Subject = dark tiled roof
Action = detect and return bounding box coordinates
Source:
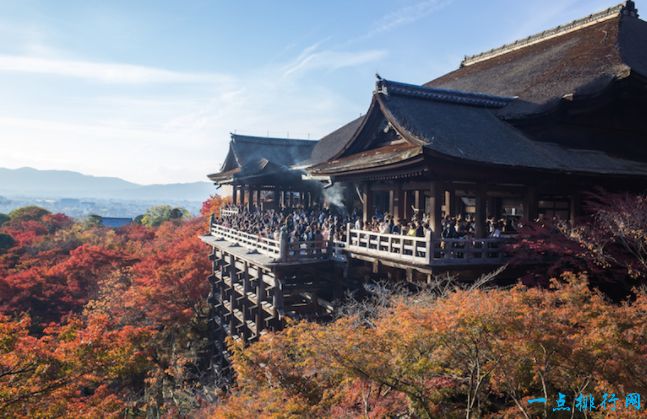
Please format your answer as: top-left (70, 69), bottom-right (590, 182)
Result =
top-left (425, 6), bottom-right (647, 117)
top-left (305, 117), bottom-right (365, 167)
top-left (208, 134), bottom-right (316, 182)
top-left (381, 89), bottom-right (647, 175)
top-left (309, 143), bottom-right (422, 175)
top-left (310, 79), bottom-right (647, 177)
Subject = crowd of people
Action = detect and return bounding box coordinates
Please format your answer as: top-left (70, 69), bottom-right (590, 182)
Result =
top-left (215, 205), bottom-right (351, 244)
top-left (215, 204), bottom-right (521, 243)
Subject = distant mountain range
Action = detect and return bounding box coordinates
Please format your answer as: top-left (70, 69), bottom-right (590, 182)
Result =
top-left (0, 167), bottom-right (216, 202)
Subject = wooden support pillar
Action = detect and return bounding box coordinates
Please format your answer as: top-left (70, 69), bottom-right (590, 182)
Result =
top-left (475, 186), bottom-right (488, 238)
top-left (362, 183), bottom-right (374, 223)
top-left (248, 187), bottom-right (255, 211)
top-left (524, 186), bottom-right (538, 223)
top-left (393, 185), bottom-right (403, 222)
top-left (232, 185), bottom-right (238, 205)
top-left (241, 262), bottom-right (249, 341)
top-left (273, 274), bottom-right (284, 327)
top-left (402, 190), bottom-right (409, 221)
top-left (444, 188), bottom-right (454, 217)
top-left (256, 269), bottom-right (265, 333)
top-left (256, 189), bottom-right (261, 207)
top-left (413, 190), bottom-right (422, 220)
top-left (299, 192), bottom-right (304, 207)
top-left (429, 182), bottom-right (443, 238)
top-left (239, 185), bottom-right (246, 207)
top-left (228, 254), bottom-right (236, 336)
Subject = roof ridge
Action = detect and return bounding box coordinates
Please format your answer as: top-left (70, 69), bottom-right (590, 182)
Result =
top-left (462, 2), bottom-right (626, 67)
top-left (230, 133), bottom-right (315, 145)
top-left (376, 78), bottom-right (516, 108)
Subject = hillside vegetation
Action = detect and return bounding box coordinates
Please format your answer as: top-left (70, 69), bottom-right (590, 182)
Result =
top-left (1, 194), bottom-right (646, 418)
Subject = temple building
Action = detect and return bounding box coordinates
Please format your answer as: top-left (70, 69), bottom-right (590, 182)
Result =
top-left (208, 133), bottom-right (319, 210)
top-left (202, 1), bottom-right (647, 344)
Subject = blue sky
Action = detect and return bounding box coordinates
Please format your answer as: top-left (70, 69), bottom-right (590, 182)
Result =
top-left (0, 0), bottom-right (618, 184)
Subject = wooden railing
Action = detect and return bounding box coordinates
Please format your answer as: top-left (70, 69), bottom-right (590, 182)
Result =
top-left (431, 238), bottom-right (512, 265)
top-left (345, 225), bottom-right (512, 266)
top-left (211, 224), bottom-right (282, 259)
top-left (209, 219), bottom-right (511, 266)
top-left (346, 227), bottom-right (432, 264)
top-left (210, 222), bottom-right (333, 262)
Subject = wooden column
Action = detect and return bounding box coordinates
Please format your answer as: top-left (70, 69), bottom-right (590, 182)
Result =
top-left (362, 183), bottom-right (374, 223)
top-left (402, 190), bottom-right (408, 221)
top-left (256, 269), bottom-right (265, 333)
top-left (232, 185), bottom-right (238, 205)
top-left (247, 187), bottom-right (254, 211)
top-left (256, 189), bottom-right (261, 207)
top-left (444, 188), bottom-right (453, 217)
top-left (241, 262), bottom-right (250, 341)
top-left (228, 254), bottom-right (237, 336)
top-left (413, 190), bottom-right (422, 220)
top-left (429, 182), bottom-right (443, 238)
top-left (524, 186), bottom-right (538, 223)
top-left (475, 186), bottom-right (488, 238)
top-left (273, 274), bottom-right (284, 328)
top-left (392, 185), bottom-right (403, 222)
top-left (240, 185), bottom-right (246, 207)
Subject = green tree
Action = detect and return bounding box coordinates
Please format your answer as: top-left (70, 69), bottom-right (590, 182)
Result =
top-left (83, 214), bottom-right (104, 228)
top-left (0, 213), bottom-right (9, 226)
top-left (8, 206), bottom-right (50, 222)
top-left (139, 205), bottom-right (189, 227)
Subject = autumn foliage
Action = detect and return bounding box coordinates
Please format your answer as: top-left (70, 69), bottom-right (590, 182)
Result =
top-left (212, 275), bottom-right (647, 418)
top-left (1, 193), bottom-right (647, 417)
top-left (0, 198), bottom-right (224, 417)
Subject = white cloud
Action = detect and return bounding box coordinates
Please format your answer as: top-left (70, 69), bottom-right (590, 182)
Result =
top-left (372, 0), bottom-right (453, 34)
top-left (0, 54), bottom-right (231, 84)
top-left (342, 0), bottom-right (454, 45)
top-left (282, 44), bottom-right (387, 78)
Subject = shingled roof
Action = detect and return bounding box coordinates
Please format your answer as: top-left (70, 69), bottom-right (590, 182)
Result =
top-left (308, 79), bottom-right (647, 177)
top-left (208, 134), bottom-right (316, 184)
top-left (426, 1), bottom-right (647, 117)
top-left (302, 117), bottom-right (365, 168)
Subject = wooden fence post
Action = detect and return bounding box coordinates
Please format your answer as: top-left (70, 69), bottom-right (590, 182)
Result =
top-left (279, 231), bottom-right (289, 262)
top-left (346, 223), bottom-right (352, 247)
top-left (425, 230), bottom-right (433, 265)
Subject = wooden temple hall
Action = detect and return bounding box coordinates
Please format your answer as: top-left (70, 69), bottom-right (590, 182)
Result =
top-left (208, 134), bottom-right (321, 211)
top-left (202, 1), bottom-right (647, 343)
